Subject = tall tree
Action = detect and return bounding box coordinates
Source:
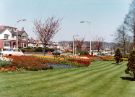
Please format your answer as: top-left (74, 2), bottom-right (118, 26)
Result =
top-left (94, 37), bottom-right (104, 52)
top-left (34, 17), bottom-right (61, 55)
top-left (115, 25), bottom-right (129, 55)
top-left (124, 0), bottom-right (135, 49)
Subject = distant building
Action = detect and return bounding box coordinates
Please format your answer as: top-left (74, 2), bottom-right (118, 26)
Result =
top-left (28, 38), bottom-right (43, 48)
top-left (58, 41), bottom-right (73, 51)
top-left (27, 38), bottom-right (58, 49)
top-left (58, 41), bottom-right (114, 53)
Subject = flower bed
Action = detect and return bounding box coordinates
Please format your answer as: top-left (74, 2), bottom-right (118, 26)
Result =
top-left (0, 54), bottom-right (92, 72)
top-left (6, 56), bottom-right (52, 71)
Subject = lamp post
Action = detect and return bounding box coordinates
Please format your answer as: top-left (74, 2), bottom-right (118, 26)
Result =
top-left (80, 21), bottom-right (91, 54)
top-left (73, 35), bottom-right (79, 55)
top-left (16, 19), bottom-right (26, 50)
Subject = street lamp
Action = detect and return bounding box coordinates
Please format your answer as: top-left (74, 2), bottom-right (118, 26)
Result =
top-left (80, 20), bottom-right (91, 54)
top-left (17, 19), bottom-right (27, 23)
top-left (16, 19), bottom-right (27, 50)
top-left (73, 35), bottom-right (79, 55)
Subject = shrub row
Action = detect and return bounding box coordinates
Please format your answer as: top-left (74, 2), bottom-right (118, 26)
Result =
top-left (21, 47), bottom-right (54, 52)
top-left (79, 51), bottom-right (89, 55)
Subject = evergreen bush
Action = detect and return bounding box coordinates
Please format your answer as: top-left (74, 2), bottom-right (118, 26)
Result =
top-left (125, 50), bottom-right (135, 79)
top-left (114, 48), bottom-right (122, 64)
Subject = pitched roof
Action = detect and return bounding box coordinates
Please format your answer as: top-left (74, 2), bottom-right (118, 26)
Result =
top-left (18, 31), bottom-right (25, 35)
top-left (0, 25), bottom-right (28, 36)
top-left (0, 25), bottom-right (6, 32)
top-left (0, 29), bottom-right (5, 33)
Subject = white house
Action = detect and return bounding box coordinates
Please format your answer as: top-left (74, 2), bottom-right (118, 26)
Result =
top-left (0, 25), bottom-right (28, 49)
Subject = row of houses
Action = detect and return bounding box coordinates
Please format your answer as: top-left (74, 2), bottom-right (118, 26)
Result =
top-left (0, 25), bottom-right (58, 50)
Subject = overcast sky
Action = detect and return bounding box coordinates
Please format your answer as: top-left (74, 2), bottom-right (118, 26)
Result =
top-left (0, 0), bottom-right (132, 42)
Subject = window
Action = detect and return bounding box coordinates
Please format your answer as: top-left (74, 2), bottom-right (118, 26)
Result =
top-left (4, 41), bottom-right (10, 47)
top-left (24, 44), bottom-right (27, 47)
top-left (12, 35), bottom-right (15, 38)
top-left (22, 36), bottom-right (26, 40)
top-left (4, 34), bottom-right (9, 39)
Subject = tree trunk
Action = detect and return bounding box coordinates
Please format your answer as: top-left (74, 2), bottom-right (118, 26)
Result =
top-left (123, 41), bottom-right (126, 56)
top-left (43, 45), bottom-right (46, 56)
top-left (98, 48), bottom-right (100, 52)
top-left (133, 72), bottom-right (135, 80)
top-left (116, 60), bottom-right (119, 64)
top-left (133, 27), bottom-right (135, 49)
top-left (133, 34), bottom-right (135, 49)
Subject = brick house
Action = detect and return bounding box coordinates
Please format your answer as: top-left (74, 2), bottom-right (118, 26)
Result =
top-left (0, 25), bottom-right (28, 49)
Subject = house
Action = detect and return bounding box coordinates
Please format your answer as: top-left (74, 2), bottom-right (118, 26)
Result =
top-left (58, 41), bottom-right (73, 51)
top-left (17, 28), bottom-right (28, 48)
top-left (28, 38), bottom-right (58, 49)
top-left (28, 38), bottom-right (43, 48)
top-left (0, 25), bottom-right (28, 49)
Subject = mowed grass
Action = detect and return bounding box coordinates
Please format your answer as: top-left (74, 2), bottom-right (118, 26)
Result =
top-left (0, 61), bottom-right (135, 97)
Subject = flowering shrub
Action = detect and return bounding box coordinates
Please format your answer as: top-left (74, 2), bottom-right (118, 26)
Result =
top-left (0, 57), bottom-right (12, 61)
top-left (6, 56), bottom-right (52, 71)
top-left (0, 60), bottom-right (11, 67)
top-left (122, 58), bottom-right (128, 61)
top-left (80, 54), bottom-right (97, 57)
top-left (0, 66), bottom-right (17, 72)
top-left (67, 58), bottom-right (90, 66)
top-left (34, 54), bottom-right (91, 67)
top-left (99, 56), bottom-right (114, 61)
top-left (0, 58), bottom-right (16, 72)
top-left (33, 54), bottom-right (54, 59)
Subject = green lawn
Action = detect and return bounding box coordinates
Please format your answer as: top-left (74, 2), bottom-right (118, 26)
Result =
top-left (0, 61), bottom-right (135, 97)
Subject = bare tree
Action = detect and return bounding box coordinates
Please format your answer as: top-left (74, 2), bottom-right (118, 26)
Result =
top-left (115, 25), bottom-right (129, 55)
top-left (75, 38), bottom-right (84, 52)
top-left (124, 0), bottom-right (135, 49)
top-left (94, 37), bottom-right (104, 52)
top-left (34, 17), bottom-right (61, 55)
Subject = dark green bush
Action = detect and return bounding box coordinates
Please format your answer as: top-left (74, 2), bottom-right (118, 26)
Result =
top-left (44, 47), bottom-right (54, 52)
top-left (79, 51), bottom-right (89, 55)
top-left (21, 47), bottom-right (34, 52)
top-left (125, 50), bottom-right (135, 79)
top-left (114, 48), bottom-right (122, 64)
top-left (34, 47), bottom-right (43, 52)
top-left (0, 61), bottom-right (11, 67)
top-left (21, 47), bottom-right (54, 53)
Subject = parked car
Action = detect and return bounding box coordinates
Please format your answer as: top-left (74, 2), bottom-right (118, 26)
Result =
top-left (0, 49), bottom-right (24, 56)
top-left (52, 50), bottom-right (62, 55)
